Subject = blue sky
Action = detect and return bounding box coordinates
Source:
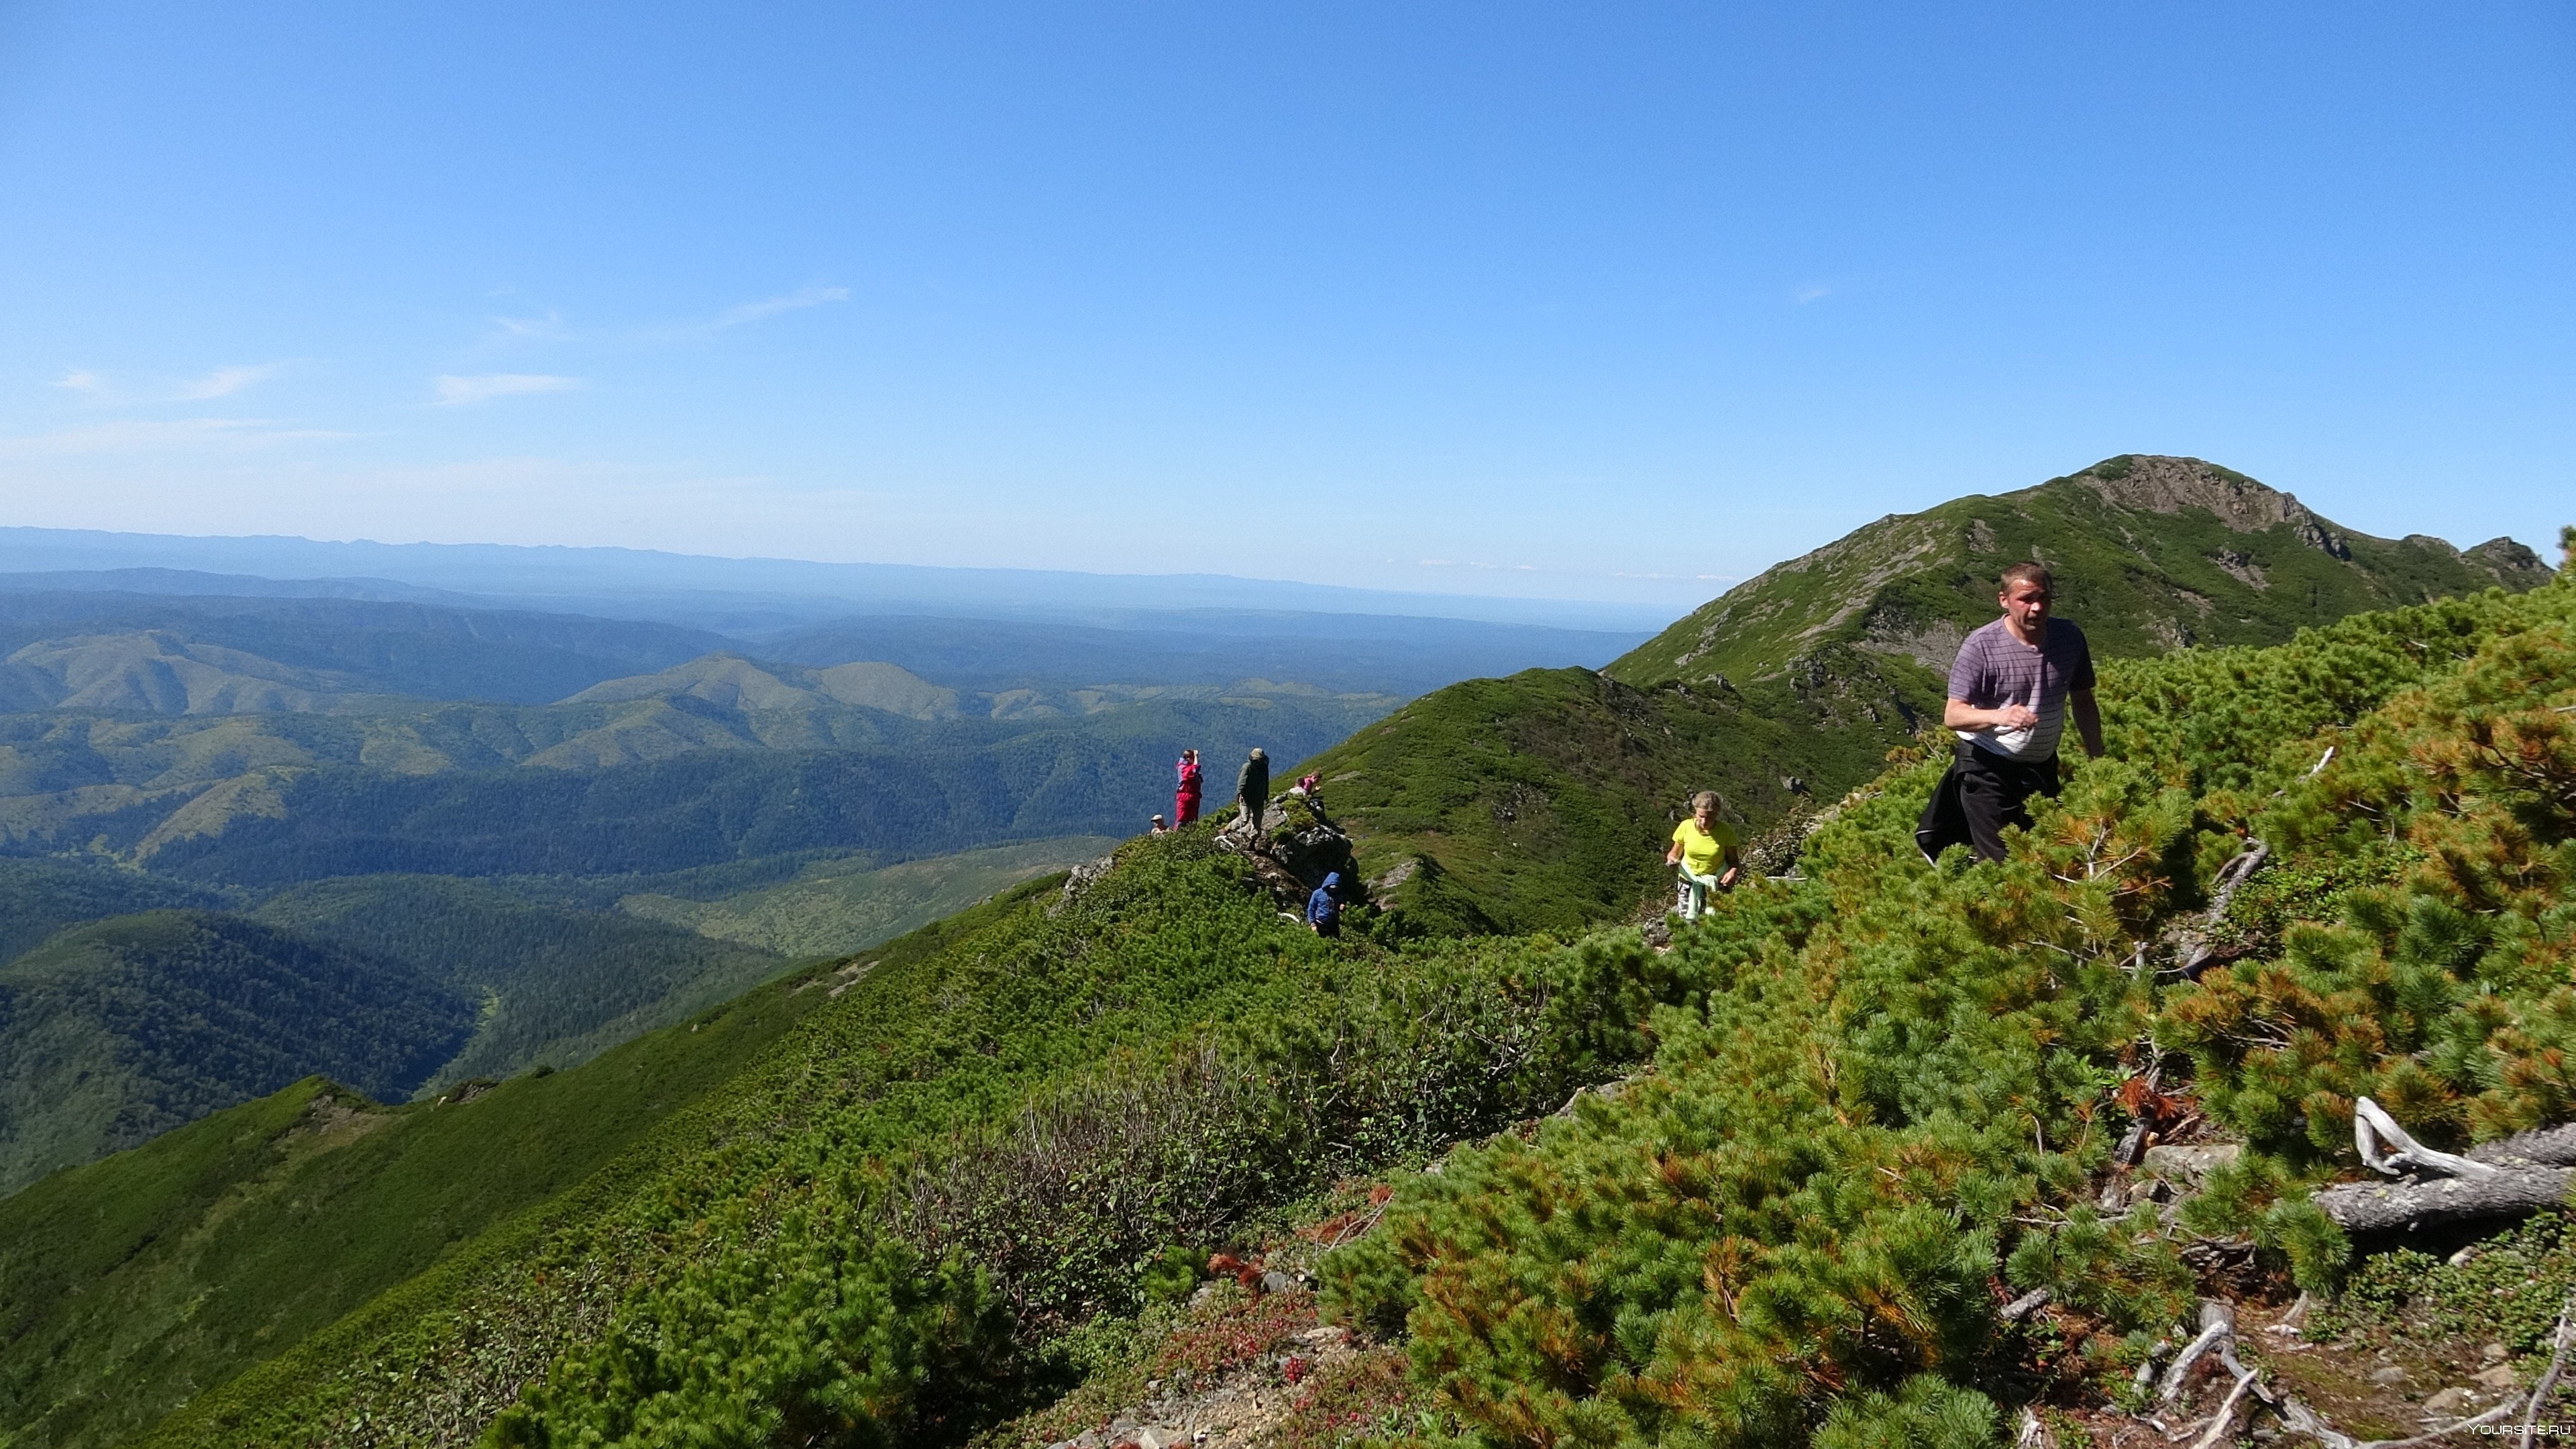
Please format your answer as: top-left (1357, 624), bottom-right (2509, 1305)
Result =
top-left (0, 2), bottom-right (2568, 611)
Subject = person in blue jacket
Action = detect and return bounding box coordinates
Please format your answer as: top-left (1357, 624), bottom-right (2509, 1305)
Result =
top-left (1306, 871), bottom-right (1344, 938)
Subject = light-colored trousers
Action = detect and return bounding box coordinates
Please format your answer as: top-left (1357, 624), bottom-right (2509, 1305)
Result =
top-left (1674, 867), bottom-right (1727, 920)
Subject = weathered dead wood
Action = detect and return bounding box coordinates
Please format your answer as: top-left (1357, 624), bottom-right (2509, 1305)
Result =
top-left (2000, 1287), bottom-right (2053, 1322)
top-left (2279, 1392), bottom-right (2523, 1449)
top-left (2517, 1289), bottom-right (2576, 1449)
top-left (2314, 1168), bottom-right (2576, 1232)
top-left (2187, 1370), bottom-right (2259, 1449)
top-left (2160, 1301), bottom-right (2237, 1403)
top-left (2180, 840), bottom-right (2273, 977)
top-left (2472, 1124), bottom-right (2576, 1168)
top-left (2314, 1099), bottom-right (2575, 1231)
top-left (2355, 1097), bottom-right (2496, 1180)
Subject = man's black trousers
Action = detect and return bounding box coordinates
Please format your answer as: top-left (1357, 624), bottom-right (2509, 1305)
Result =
top-left (1915, 742), bottom-right (2062, 863)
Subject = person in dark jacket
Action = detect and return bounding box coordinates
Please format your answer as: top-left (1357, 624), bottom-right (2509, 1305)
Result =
top-left (1236, 747), bottom-right (1269, 835)
top-left (1917, 562), bottom-right (2105, 863)
top-left (1174, 749), bottom-right (1203, 826)
top-left (1307, 871), bottom-right (1344, 937)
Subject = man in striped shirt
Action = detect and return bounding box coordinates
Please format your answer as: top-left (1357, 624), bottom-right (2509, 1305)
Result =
top-left (1915, 562), bottom-right (2105, 863)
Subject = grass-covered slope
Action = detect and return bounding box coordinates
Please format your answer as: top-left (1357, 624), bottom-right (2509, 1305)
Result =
top-left (126, 826), bottom-right (1674, 1448)
top-left (252, 875), bottom-right (793, 1091)
top-left (0, 910), bottom-right (470, 1195)
top-left (1314, 458), bottom-right (2548, 937)
top-left (1321, 559), bottom-right (2576, 1446)
top-left (1295, 665), bottom-right (1912, 935)
top-left (1612, 453), bottom-right (2547, 690)
top-left (0, 899), bottom-right (969, 1449)
top-left (616, 835), bottom-right (1118, 959)
top-left (22, 537), bottom-right (2568, 1449)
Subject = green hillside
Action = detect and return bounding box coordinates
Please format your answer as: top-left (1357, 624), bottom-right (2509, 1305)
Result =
top-left (70, 550), bottom-right (2563, 1449)
top-left (0, 857), bottom-right (224, 961)
top-left (0, 911), bottom-right (470, 1194)
top-left (252, 875), bottom-right (793, 1090)
top-left (1613, 453), bottom-right (2546, 690)
top-left (1310, 456), bottom-right (2549, 934)
top-left (618, 835), bottom-right (1118, 958)
top-left (0, 875), bottom-right (792, 1195)
top-left (1320, 539), bottom-right (2576, 1448)
top-left (0, 906), bottom-right (914, 1449)
top-left (0, 684), bottom-right (1390, 885)
top-left (1291, 665), bottom-right (1906, 935)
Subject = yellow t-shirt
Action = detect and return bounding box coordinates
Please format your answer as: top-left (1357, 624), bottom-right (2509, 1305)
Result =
top-left (1671, 817), bottom-right (1740, 878)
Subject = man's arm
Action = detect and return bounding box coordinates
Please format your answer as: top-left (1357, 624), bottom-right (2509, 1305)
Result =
top-left (2070, 688), bottom-right (2104, 759)
top-left (1945, 698), bottom-right (2039, 732)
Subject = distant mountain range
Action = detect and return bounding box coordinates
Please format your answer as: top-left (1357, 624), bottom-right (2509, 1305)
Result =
top-left (0, 525), bottom-right (1672, 631)
top-left (1314, 455), bottom-right (2554, 932)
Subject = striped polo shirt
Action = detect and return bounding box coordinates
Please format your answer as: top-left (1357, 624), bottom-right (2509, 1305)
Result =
top-left (1947, 616), bottom-right (2096, 762)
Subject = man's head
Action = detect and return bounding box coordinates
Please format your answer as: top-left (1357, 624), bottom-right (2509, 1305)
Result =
top-left (1997, 562), bottom-right (2055, 635)
top-left (1249, 747), bottom-right (1266, 761)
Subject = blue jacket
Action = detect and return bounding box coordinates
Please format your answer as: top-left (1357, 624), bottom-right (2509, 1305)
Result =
top-left (1306, 872), bottom-right (1342, 927)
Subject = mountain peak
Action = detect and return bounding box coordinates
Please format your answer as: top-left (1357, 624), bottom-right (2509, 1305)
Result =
top-left (2066, 455), bottom-right (2318, 534)
top-left (1609, 457), bottom-right (2548, 692)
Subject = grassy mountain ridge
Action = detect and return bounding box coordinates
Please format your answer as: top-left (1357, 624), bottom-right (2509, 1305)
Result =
top-left (250, 875), bottom-right (792, 1091)
top-left (1314, 458), bottom-right (2548, 934)
top-left (0, 917), bottom-right (881, 1449)
top-left (0, 857), bottom-right (225, 961)
top-left (617, 835), bottom-right (1118, 958)
top-left (0, 910), bottom-right (472, 1194)
top-left (97, 559), bottom-right (2571, 1448)
top-left (1612, 453), bottom-right (2548, 689)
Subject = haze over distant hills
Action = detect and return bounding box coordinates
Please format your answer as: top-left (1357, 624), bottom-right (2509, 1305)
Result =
top-left (0, 526), bottom-right (1673, 632)
top-left (0, 542), bottom-right (1628, 1200)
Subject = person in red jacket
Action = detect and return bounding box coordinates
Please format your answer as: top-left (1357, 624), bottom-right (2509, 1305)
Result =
top-left (1174, 749), bottom-right (1203, 826)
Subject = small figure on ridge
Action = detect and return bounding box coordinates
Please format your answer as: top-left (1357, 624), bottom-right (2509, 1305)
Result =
top-left (1307, 871), bottom-right (1344, 938)
top-left (1174, 749), bottom-right (1203, 826)
top-left (1236, 747), bottom-right (1269, 837)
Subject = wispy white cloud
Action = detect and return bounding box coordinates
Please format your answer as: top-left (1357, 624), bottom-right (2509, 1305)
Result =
top-left (51, 363), bottom-right (281, 404)
top-left (710, 285), bottom-right (850, 330)
top-left (490, 311), bottom-right (570, 341)
top-left (174, 364), bottom-right (280, 400)
top-left (0, 417), bottom-right (352, 458)
top-left (1792, 284), bottom-right (1831, 305)
top-left (434, 373), bottom-right (584, 405)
